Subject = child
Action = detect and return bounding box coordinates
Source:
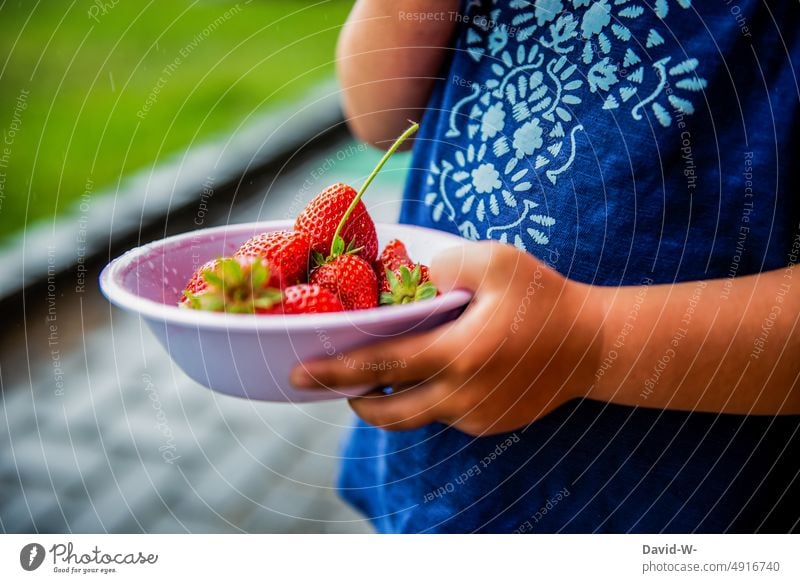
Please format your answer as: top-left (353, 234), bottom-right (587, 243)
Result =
top-left (290, 0), bottom-right (800, 532)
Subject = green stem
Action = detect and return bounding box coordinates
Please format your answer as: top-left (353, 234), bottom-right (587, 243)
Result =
top-left (330, 121), bottom-right (419, 254)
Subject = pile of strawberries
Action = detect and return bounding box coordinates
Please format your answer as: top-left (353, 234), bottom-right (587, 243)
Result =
top-left (179, 123), bottom-right (437, 315)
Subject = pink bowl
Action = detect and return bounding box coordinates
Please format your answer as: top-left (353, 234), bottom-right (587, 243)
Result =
top-left (99, 221), bottom-right (472, 402)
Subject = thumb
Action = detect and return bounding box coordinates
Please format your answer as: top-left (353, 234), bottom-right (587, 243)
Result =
top-left (429, 240), bottom-right (498, 293)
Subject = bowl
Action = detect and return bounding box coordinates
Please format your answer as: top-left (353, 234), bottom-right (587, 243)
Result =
top-left (99, 220), bottom-right (472, 402)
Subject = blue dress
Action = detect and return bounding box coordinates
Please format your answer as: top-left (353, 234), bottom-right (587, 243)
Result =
top-left (339, 0), bottom-right (800, 532)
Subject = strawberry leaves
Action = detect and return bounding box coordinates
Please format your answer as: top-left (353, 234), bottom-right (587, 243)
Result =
top-left (181, 257), bottom-right (282, 314)
top-left (313, 235), bottom-right (363, 267)
top-left (380, 264), bottom-right (438, 305)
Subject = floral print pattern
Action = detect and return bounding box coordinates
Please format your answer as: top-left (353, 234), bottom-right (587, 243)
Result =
top-left (424, 0), bottom-right (706, 251)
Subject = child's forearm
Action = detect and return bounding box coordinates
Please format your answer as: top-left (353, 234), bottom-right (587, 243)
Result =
top-left (337, 0), bottom-right (460, 148)
top-left (588, 265), bottom-right (800, 415)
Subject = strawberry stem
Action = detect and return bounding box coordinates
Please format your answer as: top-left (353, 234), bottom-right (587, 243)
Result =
top-left (329, 121), bottom-right (419, 255)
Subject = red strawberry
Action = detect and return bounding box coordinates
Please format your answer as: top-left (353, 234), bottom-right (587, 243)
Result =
top-left (281, 284), bottom-right (344, 314)
top-left (235, 230), bottom-right (311, 287)
top-left (295, 122), bottom-right (419, 265)
top-left (180, 258), bottom-right (220, 304)
top-left (180, 256), bottom-right (282, 314)
top-left (374, 238), bottom-right (413, 291)
top-left (310, 254), bottom-right (378, 310)
top-left (294, 183), bottom-right (378, 263)
top-left (299, 123), bottom-right (419, 311)
top-left (380, 263), bottom-right (438, 305)
top-left (378, 239), bottom-right (412, 271)
top-left (419, 264), bottom-right (431, 284)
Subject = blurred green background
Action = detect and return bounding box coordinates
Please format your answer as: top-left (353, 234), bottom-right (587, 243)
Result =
top-left (0, 0), bottom-right (350, 241)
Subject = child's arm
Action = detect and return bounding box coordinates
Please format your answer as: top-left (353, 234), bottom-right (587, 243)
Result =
top-left (588, 261), bottom-right (799, 415)
top-left (291, 242), bottom-right (800, 436)
top-left (337, 0), bottom-right (460, 148)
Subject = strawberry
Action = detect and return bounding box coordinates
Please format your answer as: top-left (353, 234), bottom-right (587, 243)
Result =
top-left (310, 254), bottom-right (378, 310)
top-left (180, 256), bottom-right (282, 314)
top-left (378, 239), bottom-right (412, 271)
top-left (374, 238), bottom-right (413, 291)
top-left (297, 123), bottom-right (419, 312)
top-left (180, 258), bottom-right (220, 304)
top-left (380, 264), bottom-right (438, 305)
top-left (294, 183), bottom-right (378, 263)
top-left (378, 263), bottom-right (432, 293)
top-left (295, 122), bottom-right (419, 266)
top-left (281, 284), bottom-right (344, 314)
top-left (235, 230), bottom-right (311, 287)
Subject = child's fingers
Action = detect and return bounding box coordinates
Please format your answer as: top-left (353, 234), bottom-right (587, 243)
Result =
top-left (348, 382), bottom-right (451, 431)
top-left (429, 240), bottom-right (492, 293)
top-left (289, 326), bottom-right (453, 389)
top-left (431, 240), bottom-right (530, 294)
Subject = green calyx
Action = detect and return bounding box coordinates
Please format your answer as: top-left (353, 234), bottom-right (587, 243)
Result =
top-left (312, 236), bottom-right (363, 267)
top-left (182, 257), bottom-right (282, 314)
top-left (380, 264), bottom-right (438, 306)
top-left (328, 121), bottom-right (419, 258)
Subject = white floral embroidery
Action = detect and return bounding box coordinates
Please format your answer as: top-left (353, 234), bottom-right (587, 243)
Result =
top-left (472, 162), bottom-right (502, 194)
top-left (535, 0), bottom-right (563, 26)
top-left (424, 0), bottom-right (704, 251)
top-left (512, 119), bottom-right (544, 158)
top-left (480, 102), bottom-right (506, 140)
top-left (581, 1), bottom-right (611, 37)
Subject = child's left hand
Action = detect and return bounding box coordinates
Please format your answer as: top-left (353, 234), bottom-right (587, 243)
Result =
top-left (290, 241), bottom-right (605, 436)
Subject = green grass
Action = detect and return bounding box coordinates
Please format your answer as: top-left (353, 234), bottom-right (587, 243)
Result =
top-left (0, 0), bottom-right (351, 240)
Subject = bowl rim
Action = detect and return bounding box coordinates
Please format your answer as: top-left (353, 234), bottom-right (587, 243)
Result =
top-left (99, 220), bottom-right (473, 331)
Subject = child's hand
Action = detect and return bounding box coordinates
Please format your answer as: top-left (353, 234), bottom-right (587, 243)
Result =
top-left (290, 241), bottom-right (605, 436)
